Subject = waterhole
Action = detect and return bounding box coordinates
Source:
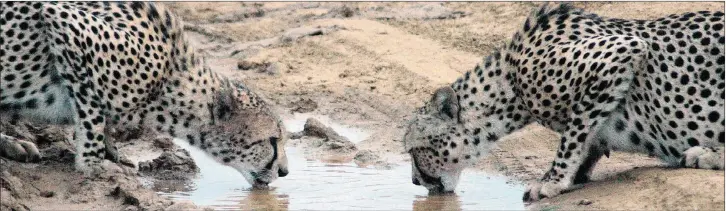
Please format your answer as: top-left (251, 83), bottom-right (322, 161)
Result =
top-left (152, 115), bottom-right (525, 210)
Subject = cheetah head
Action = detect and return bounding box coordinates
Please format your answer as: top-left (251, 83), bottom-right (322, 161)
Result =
top-left (403, 86), bottom-right (499, 193)
top-left (201, 80), bottom-right (288, 189)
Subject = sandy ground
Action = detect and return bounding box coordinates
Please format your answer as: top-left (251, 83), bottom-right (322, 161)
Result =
top-left (1, 2), bottom-right (724, 211)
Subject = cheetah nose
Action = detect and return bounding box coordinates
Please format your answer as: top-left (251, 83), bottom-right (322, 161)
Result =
top-left (278, 168), bottom-right (288, 177)
top-left (253, 179), bottom-right (270, 189)
top-left (413, 178), bottom-right (421, 186)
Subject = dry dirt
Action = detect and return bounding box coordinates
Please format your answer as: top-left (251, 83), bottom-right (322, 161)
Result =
top-left (1, 2), bottom-right (724, 211)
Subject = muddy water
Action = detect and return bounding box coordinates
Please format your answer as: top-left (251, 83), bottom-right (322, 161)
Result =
top-left (153, 115), bottom-right (525, 210)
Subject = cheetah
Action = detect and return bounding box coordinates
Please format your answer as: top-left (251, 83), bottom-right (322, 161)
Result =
top-left (403, 3), bottom-right (724, 201)
top-left (0, 2), bottom-right (289, 187)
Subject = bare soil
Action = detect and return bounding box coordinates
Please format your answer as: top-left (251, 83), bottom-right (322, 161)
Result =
top-left (1, 2), bottom-right (723, 210)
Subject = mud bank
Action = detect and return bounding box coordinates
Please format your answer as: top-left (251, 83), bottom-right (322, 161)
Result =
top-left (0, 122), bottom-right (208, 211)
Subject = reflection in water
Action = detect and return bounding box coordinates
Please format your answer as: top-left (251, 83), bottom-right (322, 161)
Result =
top-left (153, 146), bottom-right (525, 210)
top-left (232, 189), bottom-right (289, 211)
top-left (149, 178), bottom-right (195, 193)
top-left (413, 194), bottom-right (461, 211)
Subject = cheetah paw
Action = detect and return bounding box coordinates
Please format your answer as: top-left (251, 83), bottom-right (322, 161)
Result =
top-left (523, 182), bottom-right (557, 202)
top-left (0, 134), bottom-right (41, 162)
top-left (522, 180), bottom-right (574, 202)
top-left (680, 146), bottom-right (724, 170)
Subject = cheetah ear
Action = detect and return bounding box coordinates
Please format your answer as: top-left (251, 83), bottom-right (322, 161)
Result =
top-left (431, 86), bottom-right (459, 121)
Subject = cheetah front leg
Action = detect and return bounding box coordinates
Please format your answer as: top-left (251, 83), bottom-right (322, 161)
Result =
top-left (681, 146), bottom-right (724, 170)
top-left (523, 89), bottom-right (634, 200)
top-left (70, 85), bottom-right (121, 177)
top-left (522, 109), bottom-right (615, 202)
top-left (523, 36), bottom-right (646, 202)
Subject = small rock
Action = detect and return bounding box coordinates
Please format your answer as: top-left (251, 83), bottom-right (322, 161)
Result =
top-left (237, 60), bottom-right (279, 75)
top-left (137, 162), bottom-right (150, 172)
top-left (107, 125), bottom-right (145, 142)
top-left (119, 156), bottom-right (136, 168)
top-left (302, 118), bottom-right (357, 152)
top-left (29, 126), bottom-right (66, 146)
top-left (39, 143), bottom-right (75, 163)
top-left (326, 141), bottom-right (346, 149)
top-left (109, 186), bottom-right (141, 206)
top-left (324, 139), bottom-right (356, 152)
top-left (153, 137), bottom-right (174, 149)
top-left (263, 62), bottom-right (280, 75)
top-left (577, 199), bottom-right (593, 206)
top-left (303, 118), bottom-right (333, 138)
top-left (354, 150), bottom-right (380, 164)
top-left (524, 155), bottom-right (538, 160)
top-left (124, 195), bottom-right (140, 206)
top-left (290, 98), bottom-right (318, 113)
top-left (339, 5), bottom-right (356, 18)
top-left (237, 60), bottom-right (261, 71)
top-left (288, 131), bottom-right (304, 140)
top-left (67, 185), bottom-right (81, 194)
top-left (281, 27), bottom-right (324, 42)
top-left (39, 191), bottom-right (55, 198)
top-left (138, 149), bottom-right (199, 176)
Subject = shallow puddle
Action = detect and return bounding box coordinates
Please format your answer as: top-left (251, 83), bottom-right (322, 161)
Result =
top-left (153, 115), bottom-right (525, 210)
